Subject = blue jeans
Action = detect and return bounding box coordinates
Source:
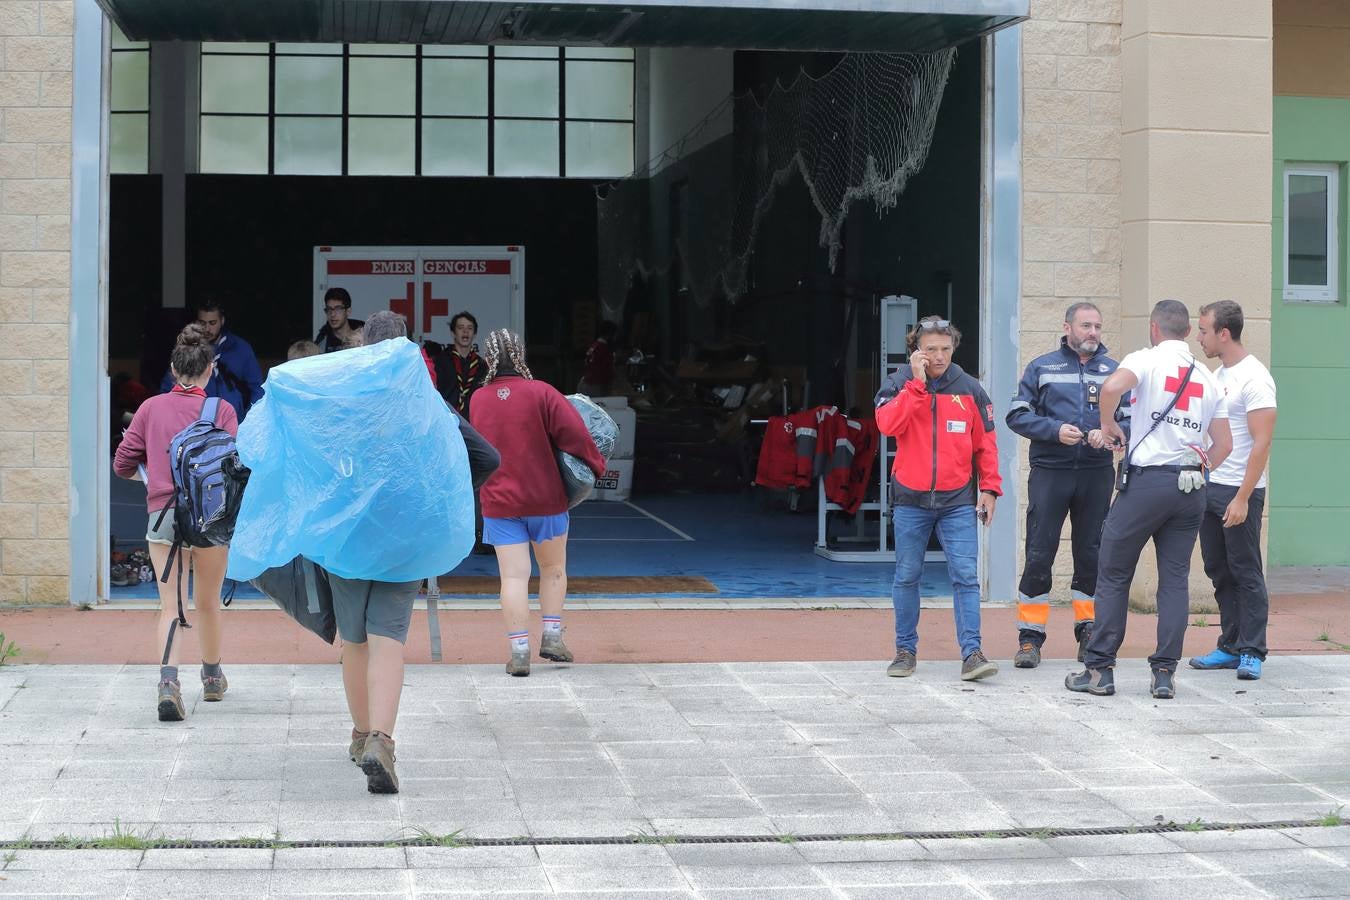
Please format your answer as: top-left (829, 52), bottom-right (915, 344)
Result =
top-left (892, 504), bottom-right (982, 658)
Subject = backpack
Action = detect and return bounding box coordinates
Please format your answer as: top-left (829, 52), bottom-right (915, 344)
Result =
top-left (154, 396), bottom-right (251, 663)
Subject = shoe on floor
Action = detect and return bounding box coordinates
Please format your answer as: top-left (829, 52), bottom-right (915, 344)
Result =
top-left (1013, 642), bottom-right (1041, 669)
top-left (349, 728), bottom-right (369, 764)
top-left (961, 650), bottom-right (998, 681)
top-left (506, 649), bottom-right (530, 677)
top-left (886, 648), bottom-right (916, 678)
top-left (1076, 624), bottom-right (1093, 663)
top-left (1065, 667), bottom-right (1115, 696)
top-left (1150, 668), bottom-right (1176, 699)
top-left (539, 632), bottom-right (574, 663)
top-left (1237, 654), bottom-right (1262, 680)
top-left (1189, 648), bottom-right (1239, 670)
top-left (360, 731), bottom-right (399, 794)
top-left (200, 671), bottom-right (228, 702)
top-left (157, 679), bottom-right (185, 722)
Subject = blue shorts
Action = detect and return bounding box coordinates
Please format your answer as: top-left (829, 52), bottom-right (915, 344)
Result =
top-left (482, 512), bottom-right (569, 546)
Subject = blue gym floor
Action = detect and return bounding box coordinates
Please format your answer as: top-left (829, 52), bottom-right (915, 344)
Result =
top-left (109, 470), bottom-right (953, 601)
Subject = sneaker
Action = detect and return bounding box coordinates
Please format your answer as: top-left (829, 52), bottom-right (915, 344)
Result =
top-left (110, 563), bottom-right (136, 588)
top-left (349, 728), bottom-right (369, 765)
top-left (961, 650), bottom-right (998, 681)
top-left (539, 632), bottom-right (573, 663)
top-left (200, 671), bottom-right (228, 702)
top-left (1150, 668), bottom-right (1176, 699)
top-left (886, 649), bottom-right (916, 678)
top-left (1076, 624), bottom-right (1093, 663)
top-left (157, 680), bottom-right (185, 721)
top-left (360, 731), bottom-right (399, 794)
top-left (1065, 667), bottom-right (1115, 696)
top-left (1188, 648), bottom-right (1239, 670)
top-left (506, 649), bottom-right (530, 677)
top-left (1237, 655), bottom-right (1262, 680)
top-left (1013, 642), bottom-right (1041, 669)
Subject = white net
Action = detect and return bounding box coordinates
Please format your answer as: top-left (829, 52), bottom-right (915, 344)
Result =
top-left (597, 49), bottom-right (957, 311)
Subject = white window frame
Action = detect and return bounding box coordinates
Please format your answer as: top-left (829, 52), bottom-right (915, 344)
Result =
top-left (1283, 162), bottom-right (1340, 303)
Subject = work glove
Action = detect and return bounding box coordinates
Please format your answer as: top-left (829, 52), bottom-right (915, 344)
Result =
top-left (1178, 445), bottom-right (1207, 493)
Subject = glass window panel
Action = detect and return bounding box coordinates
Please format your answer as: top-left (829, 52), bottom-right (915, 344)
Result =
top-left (422, 119), bottom-right (489, 176)
top-left (111, 24), bottom-right (148, 50)
top-left (200, 55), bottom-right (269, 114)
top-left (423, 44), bottom-right (489, 57)
top-left (109, 113), bottom-right (148, 174)
top-left (565, 61), bottom-right (633, 120)
top-left (201, 42), bottom-right (269, 53)
top-left (563, 47), bottom-right (633, 60)
top-left (348, 57), bottom-right (415, 115)
top-left (350, 43), bottom-right (416, 55)
top-left (200, 116), bottom-right (269, 174)
top-left (110, 50), bottom-right (149, 112)
top-left (495, 46), bottom-right (559, 58)
top-left (275, 55), bottom-right (343, 114)
top-left (274, 42), bottom-right (343, 54)
top-left (565, 121), bottom-right (633, 178)
top-left (275, 117), bottom-right (343, 175)
top-left (422, 58), bottom-right (488, 116)
top-left (1288, 173), bottom-right (1330, 286)
top-left (494, 60), bottom-right (559, 117)
top-left (348, 117), bottom-right (415, 175)
top-left (494, 120), bottom-right (559, 176)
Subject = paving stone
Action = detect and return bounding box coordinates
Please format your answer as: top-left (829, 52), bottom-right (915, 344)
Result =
top-left (0, 869), bottom-right (135, 895)
top-left (680, 863), bottom-right (827, 889)
top-left (139, 848), bottom-right (273, 870)
top-left (412, 864), bottom-right (553, 893)
top-left (1, 848), bottom-right (142, 870)
top-left (271, 846), bottom-right (407, 869)
top-left (813, 859), bottom-right (958, 886)
top-left (125, 869), bottom-right (272, 898)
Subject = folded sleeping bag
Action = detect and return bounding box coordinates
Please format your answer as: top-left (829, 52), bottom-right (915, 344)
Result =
top-left (556, 393), bottom-right (619, 508)
top-left (226, 338), bottom-right (475, 584)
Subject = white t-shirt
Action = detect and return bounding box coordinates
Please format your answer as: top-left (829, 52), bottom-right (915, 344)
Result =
top-left (1119, 340), bottom-right (1227, 467)
top-left (1211, 354), bottom-right (1277, 488)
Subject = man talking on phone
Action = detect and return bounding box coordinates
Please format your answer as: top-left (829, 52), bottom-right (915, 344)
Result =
top-left (875, 316), bottom-right (1003, 682)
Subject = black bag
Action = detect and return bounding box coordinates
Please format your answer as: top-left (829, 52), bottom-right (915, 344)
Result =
top-left (249, 556), bottom-right (337, 645)
top-left (1116, 361), bottom-right (1196, 492)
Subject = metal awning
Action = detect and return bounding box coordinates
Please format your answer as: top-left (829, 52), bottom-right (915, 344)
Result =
top-left (97, 0), bottom-right (1026, 53)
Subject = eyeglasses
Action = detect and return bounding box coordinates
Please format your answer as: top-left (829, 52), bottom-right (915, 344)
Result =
top-left (323, 305), bottom-right (347, 313)
top-left (917, 319), bottom-right (952, 331)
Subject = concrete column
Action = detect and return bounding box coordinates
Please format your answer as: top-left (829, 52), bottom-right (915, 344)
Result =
top-left (149, 41), bottom-right (198, 308)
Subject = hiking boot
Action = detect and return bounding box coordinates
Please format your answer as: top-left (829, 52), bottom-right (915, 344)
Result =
top-left (360, 731), bottom-right (399, 794)
top-left (1150, 668), bottom-right (1176, 700)
top-left (1189, 648), bottom-right (1239, 670)
top-left (349, 728), bottom-right (369, 765)
top-left (1013, 642), bottom-right (1041, 669)
top-left (539, 632), bottom-right (573, 663)
top-left (157, 680), bottom-right (185, 722)
top-left (961, 650), bottom-right (998, 681)
top-left (506, 649), bottom-right (530, 677)
top-left (1065, 667), bottom-right (1115, 696)
top-left (886, 649), bottom-right (916, 678)
top-left (1076, 624), bottom-right (1093, 663)
top-left (1237, 655), bottom-right (1262, 681)
top-left (200, 671), bottom-right (228, 702)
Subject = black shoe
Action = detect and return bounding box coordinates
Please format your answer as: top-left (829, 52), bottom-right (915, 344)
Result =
top-left (1150, 668), bottom-right (1175, 700)
top-left (1013, 641), bottom-right (1041, 669)
top-left (1076, 624), bottom-right (1094, 663)
top-left (1065, 667), bottom-right (1115, 696)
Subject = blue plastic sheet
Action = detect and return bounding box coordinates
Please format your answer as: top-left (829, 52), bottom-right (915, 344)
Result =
top-left (226, 339), bottom-right (474, 583)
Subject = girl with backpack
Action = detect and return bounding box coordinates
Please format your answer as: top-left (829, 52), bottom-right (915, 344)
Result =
top-left (115, 323), bottom-right (239, 721)
top-left (469, 329), bottom-right (606, 677)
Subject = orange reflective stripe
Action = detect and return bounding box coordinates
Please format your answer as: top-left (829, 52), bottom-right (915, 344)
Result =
top-left (1072, 599), bottom-right (1095, 622)
top-left (1017, 602), bottom-right (1050, 626)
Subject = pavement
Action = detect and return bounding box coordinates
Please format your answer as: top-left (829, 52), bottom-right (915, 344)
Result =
top-left (2, 656), bottom-right (1349, 898)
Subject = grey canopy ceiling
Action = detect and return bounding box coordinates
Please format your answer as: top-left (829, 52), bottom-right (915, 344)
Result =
top-left (97, 0), bottom-right (1026, 53)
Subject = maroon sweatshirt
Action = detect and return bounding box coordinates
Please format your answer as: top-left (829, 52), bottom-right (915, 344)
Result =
top-left (113, 386), bottom-right (239, 513)
top-left (469, 375), bottom-right (606, 518)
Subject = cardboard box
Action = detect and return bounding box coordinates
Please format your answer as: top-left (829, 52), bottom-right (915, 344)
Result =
top-left (592, 395), bottom-right (637, 459)
top-left (591, 457), bottom-right (634, 502)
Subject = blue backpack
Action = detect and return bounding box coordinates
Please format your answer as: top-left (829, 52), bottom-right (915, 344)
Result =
top-left (154, 397), bottom-right (250, 661)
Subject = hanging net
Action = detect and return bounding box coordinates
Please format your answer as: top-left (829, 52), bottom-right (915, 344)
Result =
top-left (597, 48), bottom-right (957, 313)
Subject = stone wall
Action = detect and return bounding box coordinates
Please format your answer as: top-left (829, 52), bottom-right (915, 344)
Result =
top-left (0, 1), bottom-right (73, 605)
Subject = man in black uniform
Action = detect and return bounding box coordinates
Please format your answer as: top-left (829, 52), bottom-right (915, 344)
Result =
top-left (1006, 302), bottom-right (1122, 667)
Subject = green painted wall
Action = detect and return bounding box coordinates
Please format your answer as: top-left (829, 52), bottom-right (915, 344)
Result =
top-left (1271, 96), bottom-right (1350, 566)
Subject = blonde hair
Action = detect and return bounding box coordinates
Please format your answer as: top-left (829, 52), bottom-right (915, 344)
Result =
top-left (286, 340), bottom-right (322, 361)
top-left (483, 329), bottom-right (533, 381)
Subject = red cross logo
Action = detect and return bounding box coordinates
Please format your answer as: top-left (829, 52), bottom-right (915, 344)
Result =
top-left (389, 282), bottom-right (414, 320)
top-left (422, 282), bottom-right (448, 334)
top-left (1164, 366), bottom-right (1205, 411)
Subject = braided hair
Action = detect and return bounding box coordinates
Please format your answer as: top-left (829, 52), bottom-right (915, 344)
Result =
top-left (483, 328), bottom-right (533, 382)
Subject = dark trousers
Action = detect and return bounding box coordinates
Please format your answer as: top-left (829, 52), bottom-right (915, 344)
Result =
top-left (1083, 467), bottom-right (1205, 672)
top-left (1199, 483), bottom-right (1268, 660)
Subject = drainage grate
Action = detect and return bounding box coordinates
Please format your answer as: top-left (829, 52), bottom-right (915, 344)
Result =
top-left (1, 819), bottom-right (1341, 852)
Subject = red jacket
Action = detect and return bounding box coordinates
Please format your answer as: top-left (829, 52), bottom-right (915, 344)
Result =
top-left (874, 362), bottom-right (1001, 509)
top-left (113, 386), bottom-right (239, 513)
top-left (469, 375), bottom-right (606, 518)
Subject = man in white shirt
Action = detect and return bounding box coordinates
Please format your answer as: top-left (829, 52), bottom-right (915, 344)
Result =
top-left (1065, 299), bottom-right (1232, 700)
top-left (1189, 300), bottom-right (1277, 681)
